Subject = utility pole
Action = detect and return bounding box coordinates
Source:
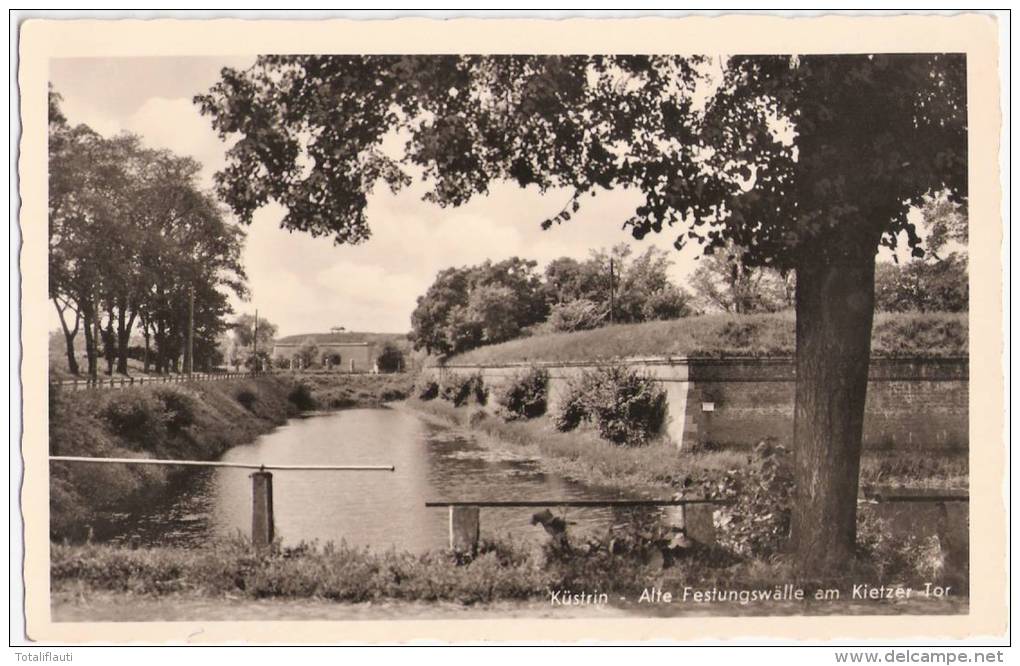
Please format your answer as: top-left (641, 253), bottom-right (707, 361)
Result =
top-left (253, 309), bottom-right (259, 373)
top-left (187, 283), bottom-right (195, 376)
top-left (609, 258), bottom-right (615, 325)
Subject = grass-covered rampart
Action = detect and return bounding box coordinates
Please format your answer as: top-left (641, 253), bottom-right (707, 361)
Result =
top-left (447, 312), bottom-right (968, 366)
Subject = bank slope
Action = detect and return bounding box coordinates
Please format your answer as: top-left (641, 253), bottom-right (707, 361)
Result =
top-left (49, 375), bottom-right (301, 540)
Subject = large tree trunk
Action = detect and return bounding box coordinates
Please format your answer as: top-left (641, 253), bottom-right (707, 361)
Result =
top-left (142, 320), bottom-right (151, 373)
top-left (102, 305), bottom-right (116, 375)
top-left (115, 304), bottom-right (137, 375)
top-left (155, 319), bottom-right (167, 374)
top-left (53, 297), bottom-right (80, 376)
top-left (82, 307), bottom-right (98, 381)
top-left (790, 245), bottom-right (877, 576)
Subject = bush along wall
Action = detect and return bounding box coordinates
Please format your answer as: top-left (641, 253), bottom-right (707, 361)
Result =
top-left (439, 371), bottom-right (488, 407)
top-left (554, 365), bottom-right (668, 446)
top-left (494, 366), bottom-right (549, 421)
top-left (414, 372), bottom-right (440, 401)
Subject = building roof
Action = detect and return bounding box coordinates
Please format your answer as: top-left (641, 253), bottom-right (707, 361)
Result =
top-left (273, 341), bottom-right (370, 349)
top-left (274, 332), bottom-right (371, 345)
top-left (274, 331), bottom-right (411, 347)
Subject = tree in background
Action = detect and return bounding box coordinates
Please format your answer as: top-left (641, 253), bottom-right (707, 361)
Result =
top-left (198, 53), bottom-right (966, 575)
top-left (543, 256), bottom-right (607, 305)
top-left (874, 257), bottom-right (968, 313)
top-left (49, 89), bottom-right (247, 378)
top-left (544, 245), bottom-right (693, 331)
top-left (612, 245), bottom-right (694, 323)
top-left (409, 267), bottom-right (471, 355)
top-left (920, 193), bottom-right (968, 260)
top-left (409, 258), bottom-right (547, 356)
top-left (295, 338), bottom-right (320, 369)
top-left (466, 284), bottom-right (523, 342)
top-left (232, 313), bottom-right (278, 371)
top-left (874, 193), bottom-right (968, 313)
top-left (376, 341), bottom-right (405, 373)
top-left (690, 242), bottom-right (795, 314)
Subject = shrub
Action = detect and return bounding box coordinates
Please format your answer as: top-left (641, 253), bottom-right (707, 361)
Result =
top-left (709, 439), bottom-right (794, 558)
top-left (856, 507), bottom-right (953, 585)
top-left (546, 299), bottom-right (608, 332)
top-left (100, 391), bottom-right (167, 447)
top-left (376, 342), bottom-right (405, 373)
top-left (236, 387), bottom-right (258, 411)
top-left (552, 365), bottom-right (667, 446)
top-left (587, 367), bottom-right (667, 446)
top-left (494, 367), bottom-right (549, 420)
top-left (415, 375), bottom-right (440, 401)
top-left (553, 380), bottom-right (589, 432)
top-left (152, 386), bottom-right (198, 434)
top-left (439, 371), bottom-right (487, 407)
top-left (287, 383), bottom-right (317, 411)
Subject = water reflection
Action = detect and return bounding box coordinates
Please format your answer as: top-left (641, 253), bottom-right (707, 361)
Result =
top-left (97, 408), bottom-right (640, 552)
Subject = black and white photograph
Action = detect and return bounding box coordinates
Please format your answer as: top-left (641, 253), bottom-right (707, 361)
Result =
top-left (13, 11), bottom-right (1007, 648)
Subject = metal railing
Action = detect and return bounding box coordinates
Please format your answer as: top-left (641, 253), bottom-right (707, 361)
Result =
top-left (426, 492), bottom-right (969, 553)
top-left (49, 455), bottom-right (394, 547)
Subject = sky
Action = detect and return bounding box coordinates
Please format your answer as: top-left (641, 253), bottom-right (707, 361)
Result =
top-left (49, 56), bottom-right (707, 338)
top-left (49, 56), bottom-right (927, 338)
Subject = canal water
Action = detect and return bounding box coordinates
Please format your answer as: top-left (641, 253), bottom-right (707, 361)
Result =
top-left (96, 407), bottom-right (645, 552)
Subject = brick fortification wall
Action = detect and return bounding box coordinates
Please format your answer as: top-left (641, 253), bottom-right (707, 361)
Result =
top-left (439, 357), bottom-right (968, 451)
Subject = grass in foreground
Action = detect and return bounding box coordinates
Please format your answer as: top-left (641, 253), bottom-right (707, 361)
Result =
top-left (448, 312), bottom-right (967, 365)
top-left (52, 522), bottom-right (964, 606)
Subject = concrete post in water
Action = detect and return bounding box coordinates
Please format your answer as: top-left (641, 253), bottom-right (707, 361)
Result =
top-left (250, 469), bottom-right (275, 548)
top-left (449, 506), bottom-right (480, 555)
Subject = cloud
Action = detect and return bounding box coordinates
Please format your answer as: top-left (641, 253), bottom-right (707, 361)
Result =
top-left (234, 177), bottom-right (709, 336)
top-left (123, 97), bottom-right (226, 188)
top-left (50, 57), bottom-right (710, 338)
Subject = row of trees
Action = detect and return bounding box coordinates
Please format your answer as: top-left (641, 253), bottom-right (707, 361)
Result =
top-left (409, 246), bottom-right (699, 356)
top-left (49, 88), bottom-right (247, 378)
top-left (411, 211), bottom-right (965, 358)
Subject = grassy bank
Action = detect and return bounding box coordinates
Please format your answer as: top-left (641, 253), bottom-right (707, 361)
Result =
top-left (48, 373), bottom-right (414, 541)
top-left (49, 375), bottom-right (302, 541)
top-left (404, 398), bottom-right (968, 494)
top-left (448, 312), bottom-right (968, 365)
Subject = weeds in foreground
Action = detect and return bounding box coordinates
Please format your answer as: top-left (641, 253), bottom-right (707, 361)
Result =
top-left (53, 506), bottom-right (962, 605)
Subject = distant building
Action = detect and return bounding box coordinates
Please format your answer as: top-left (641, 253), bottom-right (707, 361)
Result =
top-left (271, 332), bottom-right (376, 372)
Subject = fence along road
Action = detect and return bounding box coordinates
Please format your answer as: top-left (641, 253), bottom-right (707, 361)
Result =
top-left (54, 371), bottom-right (272, 391)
